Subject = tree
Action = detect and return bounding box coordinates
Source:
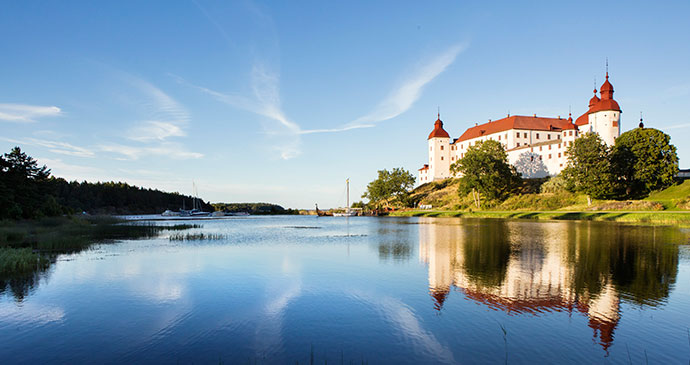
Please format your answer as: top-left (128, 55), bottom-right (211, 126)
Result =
top-left (610, 127), bottom-right (678, 198)
top-left (362, 168), bottom-right (416, 207)
top-left (561, 133), bottom-right (616, 202)
top-left (450, 140), bottom-right (521, 206)
top-left (3, 147), bottom-right (50, 180)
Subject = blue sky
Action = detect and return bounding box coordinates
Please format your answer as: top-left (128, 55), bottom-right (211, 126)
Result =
top-left (1, 1), bottom-right (689, 209)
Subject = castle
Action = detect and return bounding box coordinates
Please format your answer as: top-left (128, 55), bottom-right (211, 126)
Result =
top-left (419, 72), bottom-right (621, 183)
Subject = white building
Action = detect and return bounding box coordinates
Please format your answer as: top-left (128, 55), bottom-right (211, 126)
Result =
top-left (419, 72), bottom-right (621, 183)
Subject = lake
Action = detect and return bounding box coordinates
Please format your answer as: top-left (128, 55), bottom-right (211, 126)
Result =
top-left (1, 216), bottom-right (689, 364)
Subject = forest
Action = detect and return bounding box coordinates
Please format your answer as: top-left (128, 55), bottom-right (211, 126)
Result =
top-left (0, 147), bottom-right (213, 219)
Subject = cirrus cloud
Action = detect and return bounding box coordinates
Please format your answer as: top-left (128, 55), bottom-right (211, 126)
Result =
top-left (0, 103), bottom-right (61, 123)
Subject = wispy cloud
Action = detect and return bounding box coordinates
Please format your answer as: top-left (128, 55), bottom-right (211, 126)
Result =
top-left (0, 103), bottom-right (61, 123)
top-left (178, 38), bottom-right (465, 159)
top-left (1, 137), bottom-right (95, 158)
top-left (127, 121), bottom-right (186, 142)
top-left (99, 143), bottom-right (203, 160)
top-left (301, 42), bottom-right (468, 134)
top-left (125, 77), bottom-right (191, 142)
top-left (174, 65), bottom-right (302, 160)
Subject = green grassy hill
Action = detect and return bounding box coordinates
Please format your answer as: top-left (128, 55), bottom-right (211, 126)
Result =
top-left (408, 178), bottom-right (689, 212)
top-left (645, 180), bottom-right (690, 210)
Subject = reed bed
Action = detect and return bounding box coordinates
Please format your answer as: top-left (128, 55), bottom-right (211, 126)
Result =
top-left (0, 216), bottom-right (200, 276)
top-left (0, 247), bottom-right (49, 276)
top-left (169, 232), bottom-right (227, 241)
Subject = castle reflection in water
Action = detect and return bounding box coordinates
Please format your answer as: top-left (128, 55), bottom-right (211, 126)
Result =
top-left (417, 218), bottom-right (680, 352)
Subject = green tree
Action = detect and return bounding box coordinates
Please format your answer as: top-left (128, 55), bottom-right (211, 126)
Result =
top-left (362, 168), bottom-right (416, 207)
top-left (450, 140), bottom-right (521, 206)
top-left (562, 133), bottom-right (616, 201)
top-left (610, 127), bottom-right (678, 198)
top-left (0, 147), bottom-right (53, 218)
top-left (3, 147), bottom-right (50, 180)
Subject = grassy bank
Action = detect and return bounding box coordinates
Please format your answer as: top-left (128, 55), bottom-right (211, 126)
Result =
top-left (390, 209), bottom-right (690, 225)
top-left (0, 216), bottom-right (198, 277)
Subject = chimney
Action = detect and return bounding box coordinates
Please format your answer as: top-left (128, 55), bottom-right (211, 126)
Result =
top-left (475, 123), bottom-right (478, 126)
top-left (488, 119), bottom-right (492, 122)
top-left (533, 114), bottom-right (537, 118)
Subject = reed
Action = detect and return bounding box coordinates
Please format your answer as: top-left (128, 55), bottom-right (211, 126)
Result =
top-left (169, 232), bottom-right (227, 241)
top-left (0, 216), bottom-right (199, 276)
top-left (0, 247), bottom-right (49, 276)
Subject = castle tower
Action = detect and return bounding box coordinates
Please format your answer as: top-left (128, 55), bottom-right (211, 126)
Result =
top-left (588, 72), bottom-right (621, 146)
top-left (427, 114), bottom-right (451, 181)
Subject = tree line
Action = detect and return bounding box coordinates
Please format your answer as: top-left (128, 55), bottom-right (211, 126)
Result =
top-left (0, 147), bottom-right (213, 219)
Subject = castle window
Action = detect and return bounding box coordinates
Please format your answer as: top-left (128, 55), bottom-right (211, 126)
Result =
top-left (569, 131), bottom-right (573, 136)
top-left (558, 153), bottom-right (561, 158)
top-left (547, 134), bottom-right (551, 140)
top-left (505, 133), bottom-right (508, 139)
top-left (498, 135), bottom-right (501, 141)
top-left (516, 132), bottom-right (520, 138)
top-left (559, 164), bottom-right (563, 167)
top-left (430, 147), bottom-right (432, 151)
top-left (548, 145), bottom-right (551, 150)
top-left (441, 146), bottom-right (444, 150)
top-left (558, 143), bottom-right (561, 148)
top-left (441, 156), bottom-right (444, 160)
top-left (524, 133), bottom-right (527, 138)
top-left (517, 143), bottom-right (520, 147)
top-left (536, 133), bottom-right (540, 139)
top-left (539, 146), bottom-right (542, 151)
top-left (548, 154), bottom-right (552, 159)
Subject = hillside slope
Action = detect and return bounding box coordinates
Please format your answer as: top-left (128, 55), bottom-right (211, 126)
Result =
top-left (409, 179), bottom-right (689, 211)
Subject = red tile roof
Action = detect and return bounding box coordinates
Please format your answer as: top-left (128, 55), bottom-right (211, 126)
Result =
top-left (575, 75), bottom-right (621, 125)
top-left (457, 115), bottom-right (576, 142)
top-left (428, 118), bottom-right (450, 139)
top-left (418, 164), bottom-right (429, 171)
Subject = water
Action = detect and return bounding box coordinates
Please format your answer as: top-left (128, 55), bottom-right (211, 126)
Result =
top-left (1, 216), bottom-right (689, 364)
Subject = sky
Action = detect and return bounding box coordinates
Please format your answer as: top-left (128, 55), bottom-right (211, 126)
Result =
top-left (1, 0), bottom-right (689, 209)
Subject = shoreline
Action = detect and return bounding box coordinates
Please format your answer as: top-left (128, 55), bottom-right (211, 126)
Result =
top-left (389, 209), bottom-right (690, 226)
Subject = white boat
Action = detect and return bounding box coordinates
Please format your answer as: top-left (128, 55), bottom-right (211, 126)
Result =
top-left (333, 179), bottom-right (357, 217)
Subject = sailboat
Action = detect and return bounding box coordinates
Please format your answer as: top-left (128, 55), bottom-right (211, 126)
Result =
top-left (179, 182), bottom-right (210, 217)
top-left (333, 179), bottom-right (356, 217)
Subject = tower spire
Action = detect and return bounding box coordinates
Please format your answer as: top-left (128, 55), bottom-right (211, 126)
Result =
top-left (639, 111), bottom-right (644, 128)
top-left (606, 58), bottom-right (609, 79)
top-left (437, 106), bottom-right (440, 120)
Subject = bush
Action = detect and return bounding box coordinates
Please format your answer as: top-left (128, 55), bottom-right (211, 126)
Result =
top-left (540, 175), bottom-right (570, 194)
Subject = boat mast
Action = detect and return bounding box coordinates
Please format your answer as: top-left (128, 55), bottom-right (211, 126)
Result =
top-left (346, 178), bottom-right (350, 213)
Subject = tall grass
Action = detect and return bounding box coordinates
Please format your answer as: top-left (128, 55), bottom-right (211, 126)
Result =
top-left (0, 247), bottom-right (49, 276)
top-left (0, 216), bottom-right (199, 276)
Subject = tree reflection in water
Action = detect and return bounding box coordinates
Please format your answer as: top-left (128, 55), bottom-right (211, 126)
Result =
top-left (418, 218), bottom-right (682, 352)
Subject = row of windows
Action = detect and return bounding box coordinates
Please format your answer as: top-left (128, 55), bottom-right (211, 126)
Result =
top-left (439, 130), bottom-right (580, 153)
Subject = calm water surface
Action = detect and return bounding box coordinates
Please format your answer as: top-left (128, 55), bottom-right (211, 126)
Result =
top-left (1, 216), bottom-right (690, 364)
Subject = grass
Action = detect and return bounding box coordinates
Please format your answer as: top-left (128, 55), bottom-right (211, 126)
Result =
top-left (0, 216), bottom-right (199, 277)
top-left (645, 180), bottom-right (690, 210)
top-left (0, 247), bottom-right (49, 276)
